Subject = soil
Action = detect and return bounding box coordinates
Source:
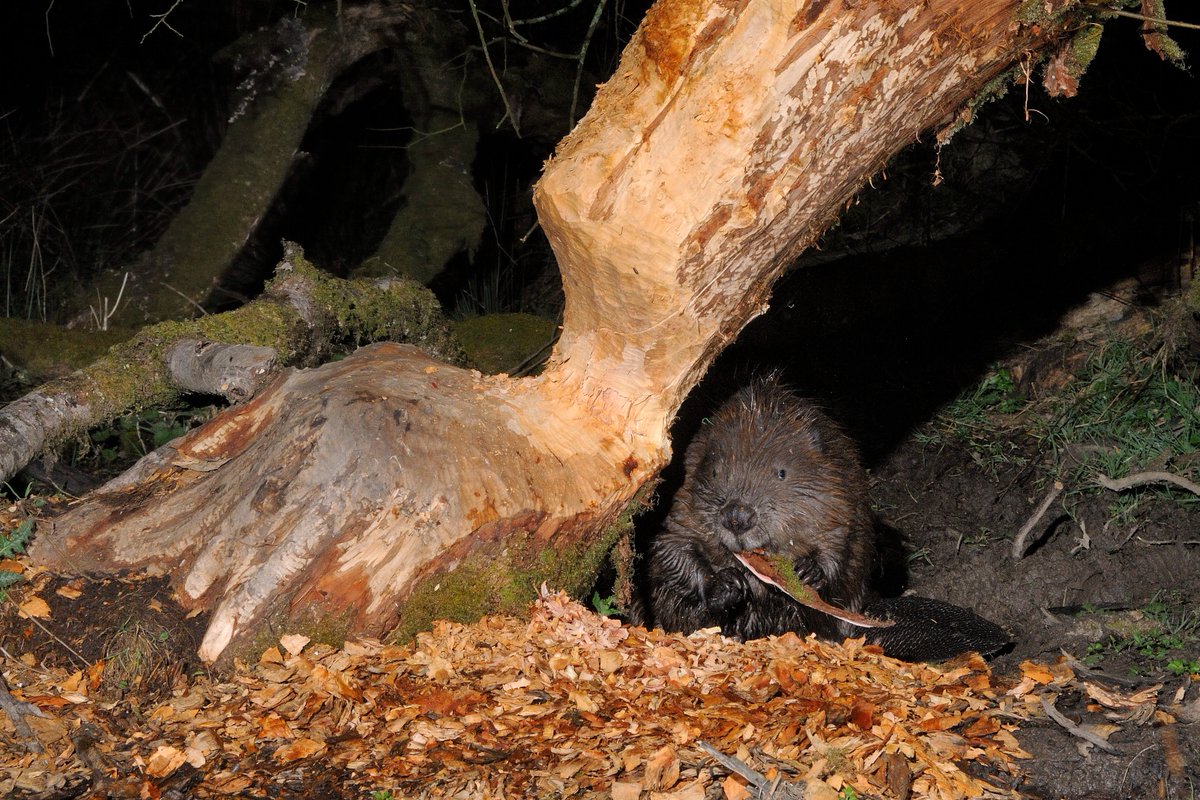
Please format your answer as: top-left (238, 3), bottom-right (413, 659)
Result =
top-left (872, 430), bottom-right (1200, 799)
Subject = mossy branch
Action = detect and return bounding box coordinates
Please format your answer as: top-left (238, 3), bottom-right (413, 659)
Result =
top-left (0, 243), bottom-right (465, 485)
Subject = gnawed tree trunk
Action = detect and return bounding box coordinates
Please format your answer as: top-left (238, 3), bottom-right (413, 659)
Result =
top-left (33, 0), bottom-right (1089, 664)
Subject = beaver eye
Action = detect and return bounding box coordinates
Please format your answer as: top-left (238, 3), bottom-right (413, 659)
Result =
top-left (777, 468), bottom-right (787, 480)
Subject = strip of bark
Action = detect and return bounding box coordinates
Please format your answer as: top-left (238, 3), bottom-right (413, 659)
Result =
top-left (0, 243), bottom-right (464, 484)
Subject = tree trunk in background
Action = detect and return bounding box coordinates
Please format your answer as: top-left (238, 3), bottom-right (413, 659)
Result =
top-left (33, 0), bottom-right (1088, 664)
top-left (355, 33), bottom-right (491, 284)
top-left (93, 9), bottom-right (401, 327)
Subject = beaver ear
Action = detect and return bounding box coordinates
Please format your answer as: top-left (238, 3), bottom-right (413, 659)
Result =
top-left (683, 428), bottom-right (712, 475)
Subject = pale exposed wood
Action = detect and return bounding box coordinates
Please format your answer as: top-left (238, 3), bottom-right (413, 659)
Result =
top-left (38, 343), bottom-right (637, 662)
top-left (33, 0), bottom-right (1086, 662)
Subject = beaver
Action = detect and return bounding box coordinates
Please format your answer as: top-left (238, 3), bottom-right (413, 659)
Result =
top-left (646, 375), bottom-right (1011, 661)
top-left (648, 375), bottom-right (875, 641)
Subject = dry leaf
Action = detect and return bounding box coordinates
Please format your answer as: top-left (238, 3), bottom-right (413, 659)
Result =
top-left (273, 737), bottom-right (325, 763)
top-left (145, 745), bottom-right (187, 778)
top-left (258, 714), bottom-right (295, 740)
top-left (54, 583), bottom-right (82, 600)
top-left (722, 774), bottom-right (751, 800)
top-left (259, 646), bottom-right (284, 665)
top-left (611, 781), bottom-right (642, 800)
top-left (279, 634), bottom-right (310, 656)
top-left (734, 551), bottom-right (893, 628)
top-left (18, 595), bottom-right (51, 619)
top-left (644, 745), bottom-right (680, 791)
top-left (0, 559), bottom-right (24, 574)
top-left (1018, 660), bottom-right (1056, 684)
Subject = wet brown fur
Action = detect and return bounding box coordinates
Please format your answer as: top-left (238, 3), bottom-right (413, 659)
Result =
top-left (647, 375), bottom-right (875, 641)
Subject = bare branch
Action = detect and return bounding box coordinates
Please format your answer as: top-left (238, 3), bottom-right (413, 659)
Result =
top-left (1011, 481), bottom-right (1064, 559)
top-left (1096, 471), bottom-right (1200, 497)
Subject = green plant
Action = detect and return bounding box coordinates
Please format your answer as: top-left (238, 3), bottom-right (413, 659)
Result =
top-left (1082, 640), bottom-right (1107, 668)
top-left (0, 518), bottom-right (34, 599)
top-left (77, 405), bottom-right (217, 470)
top-left (1040, 339), bottom-right (1200, 518)
top-left (1080, 592), bottom-right (1199, 675)
top-left (838, 786), bottom-right (860, 800)
top-left (1165, 658), bottom-right (1200, 676)
top-left (369, 791), bottom-right (395, 800)
top-left (591, 591), bottom-right (619, 617)
top-left (906, 547), bottom-right (933, 567)
top-left (959, 527), bottom-right (997, 547)
top-left (924, 365), bottom-right (1030, 475)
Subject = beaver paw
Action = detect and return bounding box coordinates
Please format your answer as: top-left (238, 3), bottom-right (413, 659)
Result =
top-left (791, 555), bottom-right (826, 589)
top-left (704, 566), bottom-right (749, 614)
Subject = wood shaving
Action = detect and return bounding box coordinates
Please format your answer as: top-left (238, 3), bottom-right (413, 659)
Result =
top-left (0, 588), bottom-right (1040, 798)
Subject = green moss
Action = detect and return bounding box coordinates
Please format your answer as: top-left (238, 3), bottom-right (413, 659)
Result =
top-left (1016, 0), bottom-right (1074, 26)
top-left (389, 558), bottom-right (506, 644)
top-left (0, 318), bottom-right (131, 380)
top-left (937, 62), bottom-right (1023, 145)
top-left (452, 313), bottom-right (557, 374)
top-left (1071, 23), bottom-right (1104, 73)
top-left (225, 602), bottom-right (356, 669)
top-left (390, 495), bottom-right (646, 643)
top-left (762, 554), bottom-right (818, 603)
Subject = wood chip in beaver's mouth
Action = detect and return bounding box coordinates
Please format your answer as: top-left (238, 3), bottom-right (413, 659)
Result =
top-left (734, 550), bottom-right (894, 629)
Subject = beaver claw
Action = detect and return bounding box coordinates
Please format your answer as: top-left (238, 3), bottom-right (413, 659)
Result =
top-left (704, 566), bottom-right (750, 614)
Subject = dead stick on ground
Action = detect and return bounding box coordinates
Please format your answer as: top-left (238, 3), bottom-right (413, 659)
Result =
top-left (0, 673), bottom-right (46, 754)
top-left (1011, 480), bottom-right (1064, 559)
top-left (1097, 471), bottom-right (1200, 497)
top-left (697, 741), bottom-right (807, 799)
top-left (1041, 696), bottom-right (1122, 755)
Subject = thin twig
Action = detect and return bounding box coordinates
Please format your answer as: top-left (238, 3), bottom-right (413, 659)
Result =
top-left (466, 0), bottom-right (521, 136)
top-left (569, 0), bottom-right (608, 127)
top-left (141, 0), bottom-right (185, 44)
top-left (4, 597), bottom-right (90, 668)
top-left (44, 0), bottom-right (57, 56)
top-left (507, 0), bottom-right (589, 27)
top-left (1011, 480), bottom-right (1064, 559)
top-left (159, 280), bottom-right (210, 316)
top-left (1059, 649), bottom-right (1144, 688)
top-left (1096, 471), bottom-right (1200, 498)
top-left (696, 741), bottom-right (806, 799)
top-left (1041, 696), bottom-right (1123, 755)
top-left (1101, 7), bottom-right (1200, 31)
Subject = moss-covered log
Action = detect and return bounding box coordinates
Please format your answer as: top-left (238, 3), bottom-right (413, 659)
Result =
top-left (0, 243), bottom-right (463, 484)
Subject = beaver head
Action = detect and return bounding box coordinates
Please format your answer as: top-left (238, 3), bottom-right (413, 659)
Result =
top-left (682, 376), bottom-right (868, 588)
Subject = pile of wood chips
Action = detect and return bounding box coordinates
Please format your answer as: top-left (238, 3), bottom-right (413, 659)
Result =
top-left (2, 587), bottom-right (1070, 799)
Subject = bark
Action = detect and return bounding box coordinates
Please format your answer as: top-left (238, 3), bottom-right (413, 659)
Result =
top-left (0, 244), bottom-right (463, 485)
top-left (163, 341), bottom-right (278, 403)
top-left (33, 0), bottom-right (1089, 664)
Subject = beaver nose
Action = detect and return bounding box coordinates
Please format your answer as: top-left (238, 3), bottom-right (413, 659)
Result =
top-left (720, 501), bottom-right (757, 534)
